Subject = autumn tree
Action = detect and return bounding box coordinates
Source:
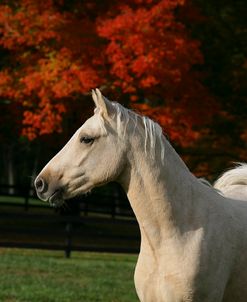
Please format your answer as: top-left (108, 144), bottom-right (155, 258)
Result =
top-left (97, 0), bottom-right (219, 147)
top-left (0, 0), bottom-right (102, 140)
top-left (0, 0), bottom-right (103, 185)
top-left (0, 0), bottom-right (245, 185)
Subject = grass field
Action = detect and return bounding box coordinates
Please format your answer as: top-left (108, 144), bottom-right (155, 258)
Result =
top-left (0, 248), bottom-right (139, 302)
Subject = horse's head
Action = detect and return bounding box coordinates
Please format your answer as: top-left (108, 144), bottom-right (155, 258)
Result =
top-left (34, 89), bottom-right (128, 206)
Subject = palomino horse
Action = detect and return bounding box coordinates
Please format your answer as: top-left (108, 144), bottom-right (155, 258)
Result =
top-left (35, 89), bottom-right (247, 302)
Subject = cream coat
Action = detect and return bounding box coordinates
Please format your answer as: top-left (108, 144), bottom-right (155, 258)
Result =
top-left (35, 89), bottom-right (247, 302)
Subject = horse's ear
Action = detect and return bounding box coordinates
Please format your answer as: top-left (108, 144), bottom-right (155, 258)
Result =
top-left (92, 88), bottom-right (113, 119)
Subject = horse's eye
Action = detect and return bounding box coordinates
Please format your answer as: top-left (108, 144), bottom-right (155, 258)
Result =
top-left (80, 137), bottom-right (94, 144)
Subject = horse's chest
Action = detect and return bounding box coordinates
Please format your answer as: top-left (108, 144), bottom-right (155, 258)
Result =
top-left (135, 270), bottom-right (165, 302)
top-left (135, 272), bottom-right (187, 302)
top-left (134, 258), bottom-right (187, 302)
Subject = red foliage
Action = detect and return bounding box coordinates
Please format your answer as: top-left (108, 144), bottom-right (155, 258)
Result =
top-left (97, 0), bottom-right (217, 146)
top-left (0, 0), bottom-right (102, 140)
top-left (0, 0), bottom-right (218, 146)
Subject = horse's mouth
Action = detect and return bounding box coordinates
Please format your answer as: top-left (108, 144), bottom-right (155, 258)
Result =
top-left (48, 189), bottom-right (64, 207)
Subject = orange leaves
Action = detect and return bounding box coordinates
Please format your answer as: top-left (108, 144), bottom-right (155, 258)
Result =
top-left (0, 1), bottom-right (62, 49)
top-left (97, 0), bottom-right (203, 94)
top-left (22, 101), bottom-right (66, 140)
top-left (17, 44), bottom-right (100, 140)
top-left (0, 70), bottom-right (11, 88)
top-left (0, 0), bottom-right (217, 147)
top-left (0, 0), bottom-right (103, 140)
top-left (96, 0), bottom-right (216, 146)
top-left (20, 48), bottom-right (99, 99)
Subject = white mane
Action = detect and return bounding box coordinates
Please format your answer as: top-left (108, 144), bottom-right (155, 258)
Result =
top-left (109, 100), bottom-right (165, 161)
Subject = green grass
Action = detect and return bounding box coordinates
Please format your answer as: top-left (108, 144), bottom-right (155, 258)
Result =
top-left (0, 195), bottom-right (46, 207)
top-left (0, 248), bottom-right (139, 302)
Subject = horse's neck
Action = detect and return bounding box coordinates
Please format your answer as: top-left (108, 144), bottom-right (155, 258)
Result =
top-left (119, 136), bottom-right (203, 252)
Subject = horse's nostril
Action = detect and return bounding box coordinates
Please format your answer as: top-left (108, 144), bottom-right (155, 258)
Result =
top-left (35, 177), bottom-right (47, 193)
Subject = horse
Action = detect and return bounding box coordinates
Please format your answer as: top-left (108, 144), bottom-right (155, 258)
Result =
top-left (35, 89), bottom-right (247, 302)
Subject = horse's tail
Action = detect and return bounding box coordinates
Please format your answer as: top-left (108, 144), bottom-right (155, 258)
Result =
top-left (214, 163), bottom-right (247, 201)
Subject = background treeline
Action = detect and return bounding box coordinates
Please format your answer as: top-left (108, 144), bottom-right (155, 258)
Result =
top-left (0, 0), bottom-right (246, 188)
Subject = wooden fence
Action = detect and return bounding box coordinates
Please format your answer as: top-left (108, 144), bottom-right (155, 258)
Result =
top-left (0, 184), bottom-right (140, 257)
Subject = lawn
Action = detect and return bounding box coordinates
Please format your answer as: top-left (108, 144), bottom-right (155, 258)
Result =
top-left (0, 248), bottom-right (139, 302)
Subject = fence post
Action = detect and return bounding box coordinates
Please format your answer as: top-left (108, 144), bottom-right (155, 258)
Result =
top-left (65, 222), bottom-right (72, 258)
top-left (24, 187), bottom-right (30, 211)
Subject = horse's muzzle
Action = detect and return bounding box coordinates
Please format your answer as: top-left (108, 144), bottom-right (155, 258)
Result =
top-left (34, 175), bottom-right (64, 207)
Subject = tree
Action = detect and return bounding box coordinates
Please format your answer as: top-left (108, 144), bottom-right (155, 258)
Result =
top-left (97, 0), bottom-right (219, 146)
top-left (0, 0), bottom-right (104, 141)
top-left (0, 0), bottom-right (245, 185)
top-left (0, 0), bottom-right (217, 143)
